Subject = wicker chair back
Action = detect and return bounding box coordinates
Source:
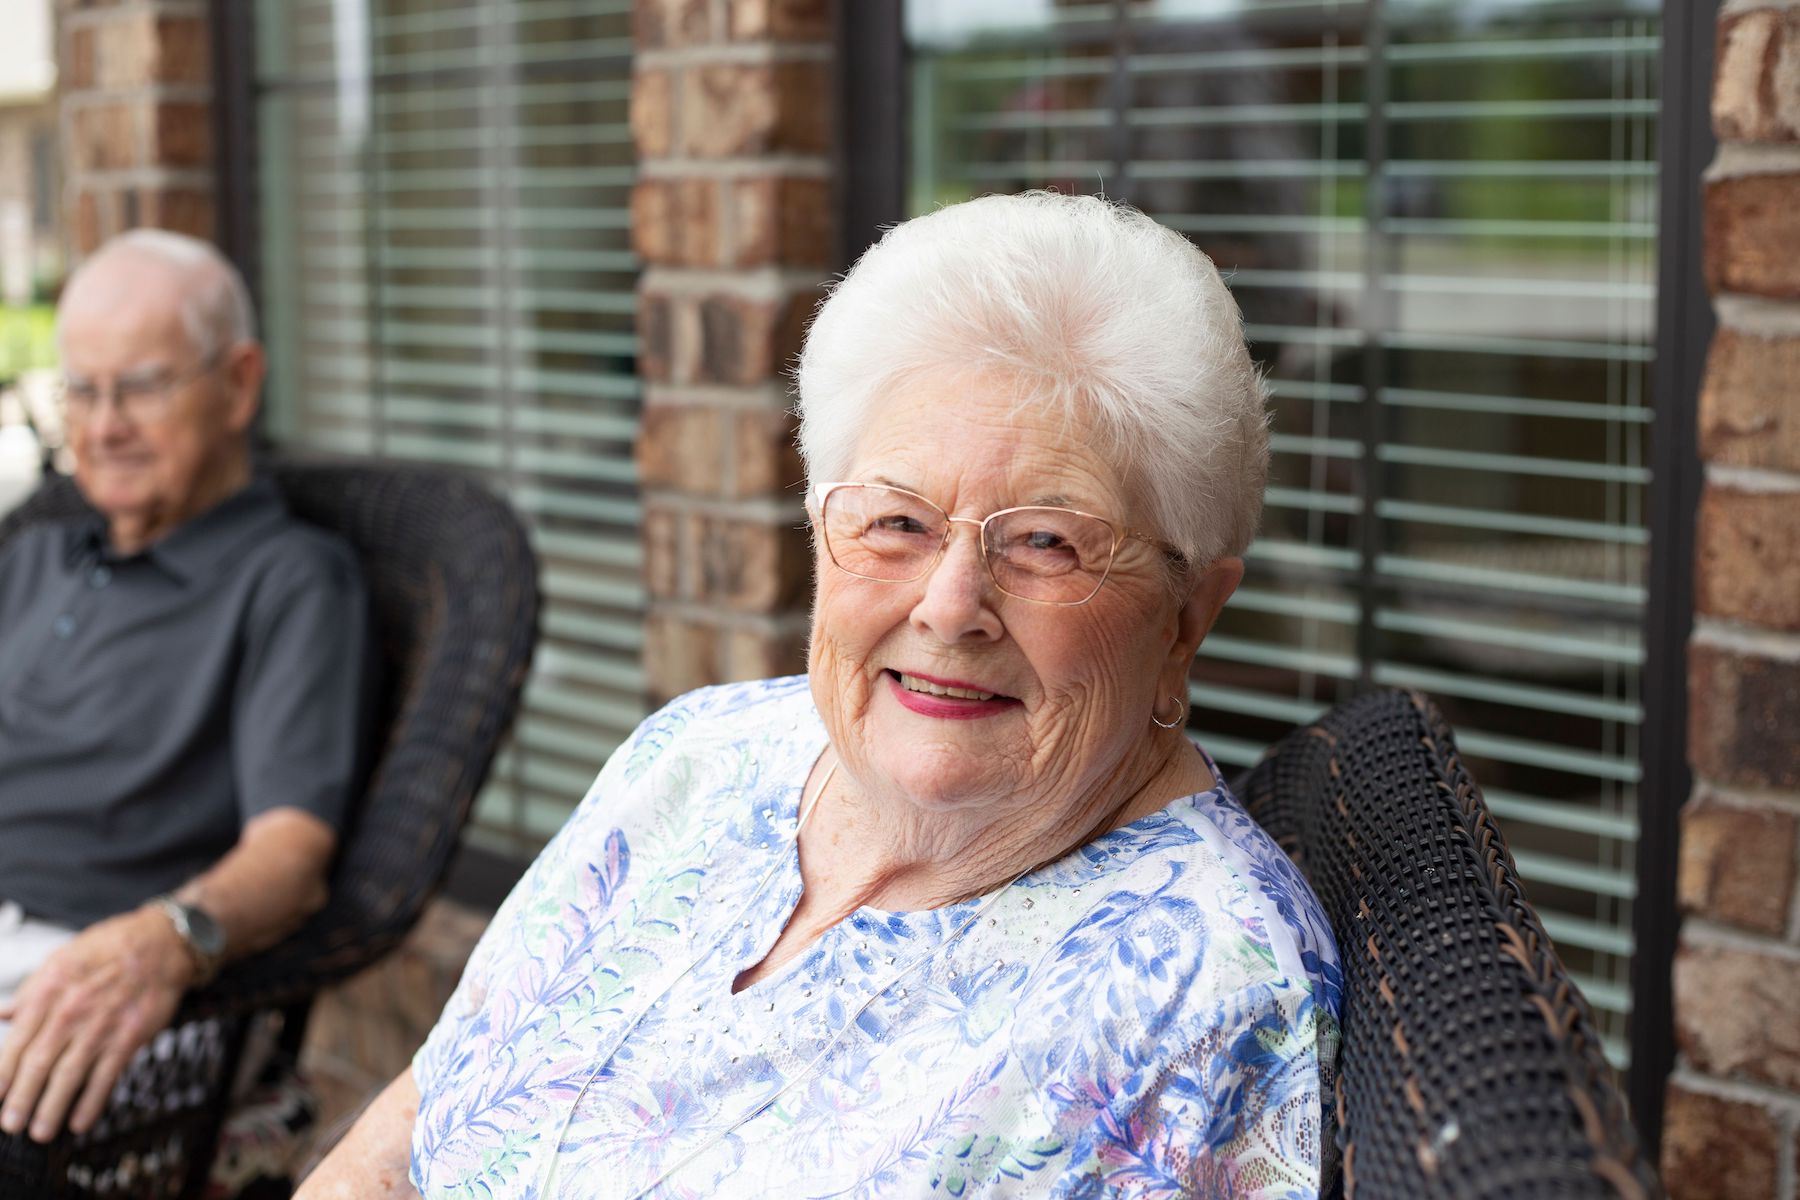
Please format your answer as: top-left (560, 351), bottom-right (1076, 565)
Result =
top-left (0, 460), bottom-right (539, 1197)
top-left (1234, 688), bottom-right (1661, 1199)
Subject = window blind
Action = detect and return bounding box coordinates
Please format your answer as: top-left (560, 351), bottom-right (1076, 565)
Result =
top-left (908, 0), bottom-right (1657, 1070)
top-left (256, 0), bottom-right (644, 859)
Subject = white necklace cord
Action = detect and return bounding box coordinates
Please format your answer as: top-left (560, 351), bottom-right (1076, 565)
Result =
top-left (533, 759), bottom-right (838, 1197)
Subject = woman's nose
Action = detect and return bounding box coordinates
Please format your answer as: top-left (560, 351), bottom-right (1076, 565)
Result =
top-left (909, 520), bottom-right (1003, 643)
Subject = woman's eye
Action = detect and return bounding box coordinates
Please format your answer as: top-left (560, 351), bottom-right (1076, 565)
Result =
top-left (1023, 530), bottom-right (1070, 551)
top-left (870, 515), bottom-right (929, 535)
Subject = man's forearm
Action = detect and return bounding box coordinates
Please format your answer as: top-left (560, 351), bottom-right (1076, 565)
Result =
top-left (167, 807), bottom-right (337, 961)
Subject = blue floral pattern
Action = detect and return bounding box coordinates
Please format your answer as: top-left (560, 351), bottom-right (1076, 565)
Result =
top-left (412, 676), bottom-right (1341, 1198)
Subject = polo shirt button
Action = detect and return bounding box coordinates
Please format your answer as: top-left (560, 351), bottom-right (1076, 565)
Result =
top-left (90, 566), bottom-right (112, 588)
top-left (52, 614), bottom-right (76, 638)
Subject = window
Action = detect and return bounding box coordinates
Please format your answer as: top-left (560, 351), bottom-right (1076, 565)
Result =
top-left (907, 0), bottom-right (1658, 1072)
top-left (255, 0), bottom-right (644, 859)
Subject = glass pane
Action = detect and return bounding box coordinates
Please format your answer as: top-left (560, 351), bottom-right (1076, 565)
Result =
top-left (257, 0), bottom-right (644, 859)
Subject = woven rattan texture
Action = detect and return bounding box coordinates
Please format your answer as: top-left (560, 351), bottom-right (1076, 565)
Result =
top-left (0, 460), bottom-right (540, 1198)
top-left (1235, 689), bottom-right (1660, 1200)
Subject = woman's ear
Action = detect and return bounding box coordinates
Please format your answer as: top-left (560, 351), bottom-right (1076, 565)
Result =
top-left (1161, 556), bottom-right (1244, 691)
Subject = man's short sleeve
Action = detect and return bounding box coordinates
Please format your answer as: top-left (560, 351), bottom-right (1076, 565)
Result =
top-left (230, 534), bottom-right (371, 831)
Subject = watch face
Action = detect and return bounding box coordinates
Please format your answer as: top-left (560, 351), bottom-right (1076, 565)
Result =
top-left (181, 904), bottom-right (227, 959)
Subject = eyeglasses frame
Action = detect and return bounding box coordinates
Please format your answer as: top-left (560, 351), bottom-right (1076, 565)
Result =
top-left (58, 350), bottom-right (227, 426)
top-left (809, 480), bottom-right (1182, 607)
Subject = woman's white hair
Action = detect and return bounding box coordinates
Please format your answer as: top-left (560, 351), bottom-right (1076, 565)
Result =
top-left (795, 191), bottom-right (1269, 565)
top-left (61, 228), bottom-right (257, 359)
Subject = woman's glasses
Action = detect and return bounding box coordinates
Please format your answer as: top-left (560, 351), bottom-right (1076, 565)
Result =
top-left (812, 481), bottom-right (1172, 606)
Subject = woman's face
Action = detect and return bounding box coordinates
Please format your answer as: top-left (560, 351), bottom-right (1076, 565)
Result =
top-left (808, 374), bottom-right (1224, 822)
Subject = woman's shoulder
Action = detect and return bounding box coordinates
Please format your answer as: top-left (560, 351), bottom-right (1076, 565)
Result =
top-left (1042, 769), bottom-right (1343, 1019)
top-left (605, 673), bottom-right (815, 785)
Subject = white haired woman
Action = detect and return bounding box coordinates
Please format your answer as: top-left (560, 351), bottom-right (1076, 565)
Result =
top-left (302, 192), bottom-right (1342, 1199)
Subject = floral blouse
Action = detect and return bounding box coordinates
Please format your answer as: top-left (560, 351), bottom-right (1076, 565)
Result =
top-left (411, 676), bottom-right (1342, 1199)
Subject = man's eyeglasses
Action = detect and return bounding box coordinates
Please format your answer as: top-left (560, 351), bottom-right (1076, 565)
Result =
top-left (57, 354), bottom-right (223, 425)
top-left (811, 481), bottom-right (1178, 606)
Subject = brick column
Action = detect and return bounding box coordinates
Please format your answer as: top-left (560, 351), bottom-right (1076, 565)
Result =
top-left (631, 0), bottom-right (832, 704)
top-left (56, 0), bottom-right (215, 260)
top-left (1662, 8), bottom-right (1800, 1198)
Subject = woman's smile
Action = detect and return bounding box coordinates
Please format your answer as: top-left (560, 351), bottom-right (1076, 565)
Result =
top-left (884, 669), bottom-right (1021, 719)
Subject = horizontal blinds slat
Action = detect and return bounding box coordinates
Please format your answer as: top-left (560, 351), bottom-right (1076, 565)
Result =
top-left (1374, 610), bottom-right (1645, 667)
top-left (1483, 788), bottom-right (1639, 842)
top-left (1509, 849), bottom-right (1635, 900)
top-left (1452, 729), bottom-right (1641, 783)
top-left (1372, 662), bottom-right (1643, 724)
top-left (1383, 217), bottom-right (1656, 240)
top-left (1537, 911), bottom-right (1635, 958)
top-left (1376, 500), bottom-right (1648, 544)
top-left (1387, 35), bottom-right (1658, 64)
top-left (1376, 445), bottom-right (1650, 485)
top-left (1375, 555), bottom-right (1647, 606)
top-left (1200, 635), bottom-right (1360, 679)
top-left (1382, 387), bottom-right (1653, 423)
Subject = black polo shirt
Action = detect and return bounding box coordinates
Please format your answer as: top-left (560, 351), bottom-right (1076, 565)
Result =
top-left (0, 477), bottom-right (370, 928)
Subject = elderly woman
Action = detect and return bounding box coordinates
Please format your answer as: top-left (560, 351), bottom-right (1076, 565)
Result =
top-left (302, 192), bottom-right (1341, 1199)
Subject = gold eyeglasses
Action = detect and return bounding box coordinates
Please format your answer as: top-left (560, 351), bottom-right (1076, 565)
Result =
top-left (811, 481), bottom-right (1178, 606)
top-left (57, 353), bottom-right (222, 426)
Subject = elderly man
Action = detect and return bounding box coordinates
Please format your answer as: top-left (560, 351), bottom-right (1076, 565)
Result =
top-left (0, 230), bottom-right (369, 1145)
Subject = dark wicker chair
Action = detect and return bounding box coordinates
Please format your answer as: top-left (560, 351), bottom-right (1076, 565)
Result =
top-left (0, 459), bottom-right (540, 1199)
top-left (1234, 688), bottom-right (1661, 1199)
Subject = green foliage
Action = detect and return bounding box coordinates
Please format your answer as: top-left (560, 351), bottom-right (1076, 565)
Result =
top-left (0, 305), bottom-right (56, 383)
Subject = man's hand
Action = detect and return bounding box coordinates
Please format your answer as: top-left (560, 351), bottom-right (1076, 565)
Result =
top-left (0, 906), bottom-right (195, 1142)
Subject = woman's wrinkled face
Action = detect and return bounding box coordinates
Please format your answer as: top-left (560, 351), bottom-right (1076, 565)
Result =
top-left (808, 374), bottom-right (1192, 820)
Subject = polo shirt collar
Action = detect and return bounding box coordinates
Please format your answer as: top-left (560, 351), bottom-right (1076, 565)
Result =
top-left (66, 477), bottom-right (288, 584)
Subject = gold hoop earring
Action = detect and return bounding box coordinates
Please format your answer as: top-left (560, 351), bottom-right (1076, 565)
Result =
top-left (1151, 694), bottom-right (1186, 730)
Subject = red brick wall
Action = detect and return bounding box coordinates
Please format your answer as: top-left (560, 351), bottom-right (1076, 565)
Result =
top-left (631, 0), bottom-right (832, 703)
top-left (56, 0), bottom-right (215, 258)
top-left (1663, 7), bottom-right (1800, 1198)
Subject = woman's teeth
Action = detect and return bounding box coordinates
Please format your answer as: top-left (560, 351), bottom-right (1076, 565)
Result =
top-left (898, 673), bottom-right (995, 701)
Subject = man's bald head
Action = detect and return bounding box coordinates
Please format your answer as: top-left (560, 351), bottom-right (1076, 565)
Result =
top-left (58, 230), bottom-right (257, 362)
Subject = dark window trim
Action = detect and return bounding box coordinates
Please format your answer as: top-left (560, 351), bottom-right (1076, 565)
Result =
top-left (210, 0), bottom-right (261, 319)
top-left (836, 0), bottom-right (905, 271)
top-left (1632, 0), bottom-right (1717, 1156)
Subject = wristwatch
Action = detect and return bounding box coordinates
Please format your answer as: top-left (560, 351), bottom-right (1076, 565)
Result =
top-left (150, 895), bottom-right (227, 985)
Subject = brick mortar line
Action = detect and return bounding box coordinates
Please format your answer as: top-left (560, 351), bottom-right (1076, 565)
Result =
top-left (61, 86), bottom-right (213, 108)
top-left (1706, 462), bottom-right (1800, 492)
top-left (1707, 141), bottom-right (1800, 179)
top-left (1692, 616), bottom-right (1800, 661)
top-left (643, 382), bottom-right (794, 411)
top-left (1716, 293), bottom-right (1800, 336)
top-left (634, 43), bottom-right (834, 69)
top-left (61, 3), bottom-right (208, 32)
top-left (66, 168), bottom-right (215, 190)
top-left (639, 266), bottom-right (829, 297)
top-left (1671, 1063), bottom-right (1800, 1114)
top-left (1699, 781), bottom-right (1800, 815)
top-left (652, 602), bottom-right (812, 636)
top-left (642, 490), bottom-right (808, 522)
top-left (1681, 916), bottom-right (1800, 960)
top-left (637, 157), bottom-right (834, 179)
